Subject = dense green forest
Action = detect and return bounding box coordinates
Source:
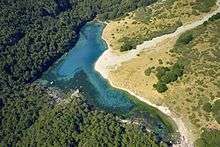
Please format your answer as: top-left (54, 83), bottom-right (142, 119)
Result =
top-left (0, 0), bottom-right (163, 146)
top-left (17, 93), bottom-right (163, 146)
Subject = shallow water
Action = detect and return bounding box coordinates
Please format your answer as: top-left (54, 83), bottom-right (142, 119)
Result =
top-left (40, 22), bottom-right (177, 141)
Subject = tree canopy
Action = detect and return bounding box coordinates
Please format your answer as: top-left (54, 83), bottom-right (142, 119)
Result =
top-left (0, 0), bottom-right (161, 146)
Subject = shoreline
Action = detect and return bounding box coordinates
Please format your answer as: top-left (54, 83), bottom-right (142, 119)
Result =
top-left (96, 0), bottom-right (220, 79)
top-left (95, 2), bottom-right (220, 146)
top-left (95, 26), bottom-right (193, 147)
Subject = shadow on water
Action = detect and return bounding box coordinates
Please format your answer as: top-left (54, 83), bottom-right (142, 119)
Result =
top-left (39, 22), bottom-right (179, 143)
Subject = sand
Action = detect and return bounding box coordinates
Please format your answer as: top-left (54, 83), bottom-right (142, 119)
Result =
top-left (95, 40), bottom-right (193, 146)
top-left (94, 1), bottom-right (220, 146)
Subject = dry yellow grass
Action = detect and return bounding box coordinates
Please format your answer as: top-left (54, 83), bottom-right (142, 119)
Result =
top-left (109, 28), bottom-right (220, 140)
top-left (104, 0), bottom-right (218, 53)
top-left (109, 37), bottom-right (177, 105)
top-left (106, 0), bottom-right (220, 141)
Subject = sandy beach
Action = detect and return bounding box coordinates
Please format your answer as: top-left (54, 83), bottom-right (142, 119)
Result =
top-left (96, 0), bottom-right (220, 79)
top-left (95, 1), bottom-right (220, 146)
top-left (95, 34), bottom-right (193, 147)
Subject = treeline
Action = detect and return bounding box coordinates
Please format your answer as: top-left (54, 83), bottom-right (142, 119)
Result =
top-left (0, 0), bottom-right (158, 145)
top-left (17, 95), bottom-right (164, 146)
top-left (0, 0), bottom-right (157, 84)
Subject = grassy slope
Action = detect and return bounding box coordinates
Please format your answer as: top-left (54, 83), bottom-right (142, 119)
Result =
top-left (163, 13), bottom-right (220, 138)
top-left (104, 0), bottom-right (217, 52)
top-left (105, 0), bottom-right (219, 144)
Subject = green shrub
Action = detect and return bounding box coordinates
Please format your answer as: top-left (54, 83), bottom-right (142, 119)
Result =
top-left (119, 37), bottom-right (140, 52)
top-left (153, 60), bottom-right (185, 93)
top-left (161, 71), bottom-right (178, 84)
top-left (158, 59), bottom-right (163, 64)
top-left (212, 100), bottom-right (220, 113)
top-left (193, 0), bottom-right (217, 13)
top-left (212, 100), bottom-right (220, 123)
top-left (195, 129), bottom-right (220, 147)
top-left (172, 32), bottom-right (195, 54)
top-left (209, 13), bottom-right (220, 21)
top-left (172, 62), bottom-right (185, 76)
top-left (156, 67), bottom-right (170, 79)
top-left (176, 33), bottom-right (194, 46)
top-left (214, 80), bottom-right (220, 88)
top-left (214, 115), bottom-right (220, 124)
top-left (153, 82), bottom-right (168, 93)
top-left (202, 102), bottom-right (212, 112)
top-left (134, 7), bottom-right (152, 23)
top-left (144, 67), bottom-right (153, 76)
top-left (120, 42), bottom-right (134, 51)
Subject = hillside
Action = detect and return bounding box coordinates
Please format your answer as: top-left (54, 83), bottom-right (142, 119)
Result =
top-left (104, 0), bottom-right (217, 52)
top-left (104, 0), bottom-right (220, 146)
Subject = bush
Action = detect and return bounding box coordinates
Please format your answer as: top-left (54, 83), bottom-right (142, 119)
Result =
top-left (158, 59), bottom-right (163, 64)
top-left (193, 0), bottom-right (217, 13)
top-left (172, 32), bottom-right (195, 54)
top-left (172, 62), bottom-right (184, 77)
top-left (153, 82), bottom-right (168, 93)
top-left (212, 99), bottom-right (220, 113)
top-left (176, 33), bottom-right (194, 46)
top-left (156, 67), bottom-right (170, 79)
top-left (144, 67), bottom-right (153, 76)
top-left (209, 12), bottom-right (220, 21)
top-left (156, 63), bottom-right (184, 83)
top-left (119, 37), bottom-right (139, 52)
top-left (195, 129), bottom-right (220, 147)
top-left (120, 42), bottom-right (133, 51)
top-left (202, 102), bottom-right (212, 112)
top-left (212, 100), bottom-right (220, 124)
top-left (161, 71), bottom-right (178, 84)
top-left (153, 60), bottom-right (185, 93)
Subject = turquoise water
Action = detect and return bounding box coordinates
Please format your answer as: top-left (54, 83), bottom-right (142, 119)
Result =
top-left (40, 22), bottom-right (177, 141)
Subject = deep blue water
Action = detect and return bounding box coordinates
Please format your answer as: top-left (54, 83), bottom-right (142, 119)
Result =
top-left (41, 22), bottom-right (134, 111)
top-left (40, 22), bottom-right (177, 141)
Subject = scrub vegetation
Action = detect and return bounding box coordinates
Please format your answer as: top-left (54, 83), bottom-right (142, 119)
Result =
top-left (153, 61), bottom-right (185, 93)
top-left (104, 0), bottom-right (217, 52)
top-left (193, 0), bottom-right (217, 13)
top-left (195, 129), bottom-right (220, 147)
top-left (162, 12), bottom-right (220, 144)
top-left (139, 11), bottom-right (220, 145)
top-left (104, 0), bottom-right (219, 145)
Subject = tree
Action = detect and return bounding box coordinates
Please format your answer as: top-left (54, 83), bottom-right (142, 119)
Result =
top-left (0, 0), bottom-right (160, 145)
top-left (156, 67), bottom-right (170, 79)
top-left (212, 100), bottom-right (220, 123)
top-left (153, 82), bottom-right (168, 93)
top-left (202, 102), bottom-right (212, 113)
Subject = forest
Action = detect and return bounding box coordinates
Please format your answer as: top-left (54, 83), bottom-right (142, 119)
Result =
top-left (0, 0), bottom-right (163, 146)
top-left (17, 93), bottom-right (163, 146)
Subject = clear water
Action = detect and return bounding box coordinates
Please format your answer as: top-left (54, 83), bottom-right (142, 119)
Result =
top-left (40, 22), bottom-right (177, 141)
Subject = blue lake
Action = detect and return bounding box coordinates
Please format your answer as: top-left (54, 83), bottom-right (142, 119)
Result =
top-left (40, 22), bottom-right (177, 141)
